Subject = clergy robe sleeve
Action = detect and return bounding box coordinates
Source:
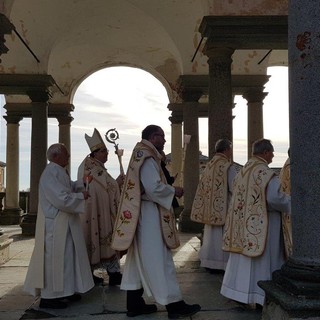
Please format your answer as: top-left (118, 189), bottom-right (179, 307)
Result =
top-left (40, 165), bottom-right (85, 217)
top-left (266, 175), bottom-right (291, 213)
top-left (228, 165), bottom-right (237, 193)
top-left (140, 157), bottom-right (175, 210)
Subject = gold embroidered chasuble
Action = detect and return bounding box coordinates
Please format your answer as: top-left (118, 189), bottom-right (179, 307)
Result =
top-left (78, 156), bottom-right (120, 264)
top-left (279, 157), bottom-right (293, 258)
top-left (223, 156), bottom-right (275, 257)
top-left (279, 158), bottom-right (290, 195)
top-left (190, 153), bottom-right (231, 226)
top-left (111, 139), bottom-right (180, 251)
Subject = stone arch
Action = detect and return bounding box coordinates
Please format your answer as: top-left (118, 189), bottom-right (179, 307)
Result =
top-left (69, 62), bottom-right (176, 105)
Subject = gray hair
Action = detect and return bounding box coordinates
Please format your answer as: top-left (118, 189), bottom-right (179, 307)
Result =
top-left (215, 139), bottom-right (232, 153)
top-left (252, 139), bottom-right (274, 155)
top-left (47, 143), bottom-right (66, 161)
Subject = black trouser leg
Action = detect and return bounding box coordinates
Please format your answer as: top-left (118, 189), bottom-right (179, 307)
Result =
top-left (127, 288), bottom-right (145, 311)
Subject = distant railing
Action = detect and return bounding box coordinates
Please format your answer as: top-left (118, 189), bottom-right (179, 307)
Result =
top-left (0, 192), bottom-right (30, 213)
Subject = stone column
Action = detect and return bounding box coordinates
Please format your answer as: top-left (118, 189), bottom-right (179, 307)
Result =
top-left (243, 89), bottom-right (268, 159)
top-left (0, 114), bottom-right (23, 224)
top-left (259, 1), bottom-right (320, 318)
top-left (169, 111), bottom-right (183, 184)
top-left (57, 114), bottom-right (73, 173)
top-left (179, 91), bottom-right (202, 233)
top-left (205, 46), bottom-right (234, 158)
top-left (21, 91), bottom-right (49, 236)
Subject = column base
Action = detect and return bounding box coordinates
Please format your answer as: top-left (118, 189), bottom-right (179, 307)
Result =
top-left (0, 208), bottom-right (23, 225)
top-left (259, 267), bottom-right (320, 319)
top-left (0, 234), bottom-right (13, 265)
top-left (20, 213), bottom-right (37, 236)
top-left (178, 208), bottom-right (203, 233)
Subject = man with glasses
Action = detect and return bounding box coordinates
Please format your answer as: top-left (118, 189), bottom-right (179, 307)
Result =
top-left (112, 125), bottom-right (201, 318)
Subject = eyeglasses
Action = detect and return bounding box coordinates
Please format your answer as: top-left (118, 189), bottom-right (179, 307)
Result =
top-left (154, 133), bottom-right (165, 138)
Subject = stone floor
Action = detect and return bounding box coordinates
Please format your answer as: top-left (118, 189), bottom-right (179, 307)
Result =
top-left (0, 225), bottom-right (262, 320)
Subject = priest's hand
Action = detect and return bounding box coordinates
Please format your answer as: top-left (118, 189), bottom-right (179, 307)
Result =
top-left (174, 186), bottom-right (184, 198)
top-left (116, 173), bottom-right (125, 187)
top-left (83, 174), bottom-right (93, 185)
top-left (82, 191), bottom-right (90, 200)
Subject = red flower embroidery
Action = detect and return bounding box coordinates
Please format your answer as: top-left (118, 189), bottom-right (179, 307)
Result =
top-left (123, 210), bottom-right (132, 220)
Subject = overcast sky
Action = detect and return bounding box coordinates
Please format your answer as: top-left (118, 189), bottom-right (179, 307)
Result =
top-left (0, 66), bottom-right (289, 190)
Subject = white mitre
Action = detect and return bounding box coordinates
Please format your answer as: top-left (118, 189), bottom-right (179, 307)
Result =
top-left (85, 128), bottom-right (106, 152)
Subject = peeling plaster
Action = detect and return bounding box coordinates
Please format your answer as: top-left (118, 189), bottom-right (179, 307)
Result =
top-left (146, 47), bottom-right (161, 53)
top-left (247, 51), bottom-right (258, 59)
top-left (192, 60), bottom-right (198, 73)
top-left (155, 58), bottom-right (180, 85)
top-left (18, 19), bottom-right (30, 46)
top-left (8, 66), bottom-right (16, 73)
top-left (61, 62), bottom-right (72, 69)
top-left (168, 81), bottom-right (182, 104)
top-left (206, 0), bottom-right (288, 15)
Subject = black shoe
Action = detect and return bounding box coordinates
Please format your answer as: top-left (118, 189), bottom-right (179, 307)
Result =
top-left (108, 271), bottom-right (122, 286)
top-left (166, 300), bottom-right (201, 319)
top-left (39, 298), bottom-right (68, 309)
top-left (63, 294), bottom-right (82, 302)
top-left (127, 303), bottom-right (157, 317)
top-left (209, 269), bottom-right (225, 275)
top-left (93, 274), bottom-right (104, 284)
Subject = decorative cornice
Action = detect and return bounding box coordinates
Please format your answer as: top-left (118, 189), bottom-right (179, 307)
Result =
top-left (199, 16), bottom-right (288, 50)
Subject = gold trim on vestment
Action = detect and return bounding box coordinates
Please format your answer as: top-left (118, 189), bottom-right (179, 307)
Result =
top-left (191, 153), bottom-right (231, 226)
top-left (223, 156), bottom-right (274, 257)
top-left (111, 140), bottom-right (180, 251)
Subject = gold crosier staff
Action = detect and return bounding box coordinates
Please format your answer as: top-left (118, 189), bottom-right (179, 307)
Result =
top-left (105, 128), bottom-right (124, 175)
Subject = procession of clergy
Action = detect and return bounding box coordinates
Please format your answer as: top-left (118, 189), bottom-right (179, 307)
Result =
top-left (191, 138), bottom-right (291, 308)
top-left (23, 124), bottom-right (291, 317)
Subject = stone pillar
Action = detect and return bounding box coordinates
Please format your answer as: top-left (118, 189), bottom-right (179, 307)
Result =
top-left (21, 91), bottom-right (49, 236)
top-left (57, 114), bottom-right (73, 173)
top-left (169, 111), bottom-right (183, 184)
top-left (0, 114), bottom-right (23, 224)
top-left (178, 91), bottom-right (202, 233)
top-left (205, 46), bottom-right (234, 158)
top-left (259, 1), bottom-right (320, 318)
top-left (243, 89), bottom-right (268, 160)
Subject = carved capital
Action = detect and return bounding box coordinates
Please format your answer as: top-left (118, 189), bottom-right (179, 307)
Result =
top-left (169, 110), bottom-right (183, 124)
top-left (56, 114), bottom-right (74, 125)
top-left (205, 46), bottom-right (234, 63)
top-left (3, 115), bottom-right (23, 124)
top-left (243, 89), bottom-right (268, 103)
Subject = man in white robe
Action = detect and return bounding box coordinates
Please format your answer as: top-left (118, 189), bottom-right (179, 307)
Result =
top-left (220, 139), bottom-right (291, 307)
top-left (112, 125), bottom-right (201, 319)
top-left (24, 143), bottom-right (94, 309)
top-left (191, 139), bottom-right (237, 272)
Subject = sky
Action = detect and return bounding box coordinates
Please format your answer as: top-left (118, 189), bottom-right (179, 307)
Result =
top-left (0, 66), bottom-right (289, 191)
